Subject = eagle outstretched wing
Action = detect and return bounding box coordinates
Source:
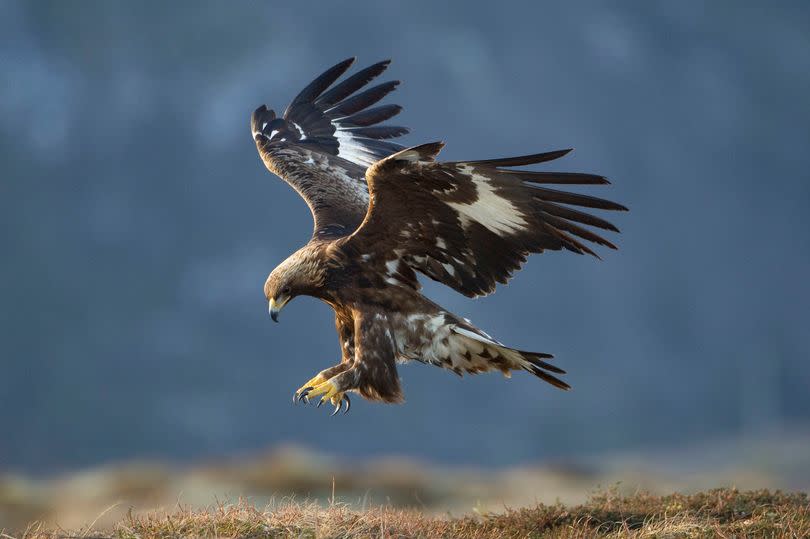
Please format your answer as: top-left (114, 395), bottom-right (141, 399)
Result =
top-left (252, 58), bottom-right (409, 239)
top-left (349, 142), bottom-right (628, 297)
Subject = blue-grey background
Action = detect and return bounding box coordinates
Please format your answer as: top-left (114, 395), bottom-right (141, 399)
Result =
top-left (1, 1), bottom-right (808, 474)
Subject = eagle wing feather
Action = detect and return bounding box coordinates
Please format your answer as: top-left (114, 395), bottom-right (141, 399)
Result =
top-left (252, 58), bottom-right (409, 239)
top-left (351, 142), bottom-right (627, 297)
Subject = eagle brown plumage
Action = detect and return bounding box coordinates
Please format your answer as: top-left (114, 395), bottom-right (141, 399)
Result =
top-left (252, 58), bottom-right (627, 414)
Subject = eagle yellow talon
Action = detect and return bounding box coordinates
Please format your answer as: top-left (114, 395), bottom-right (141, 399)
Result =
top-left (294, 378), bottom-right (351, 415)
top-left (294, 373), bottom-right (327, 402)
top-left (305, 379), bottom-right (341, 402)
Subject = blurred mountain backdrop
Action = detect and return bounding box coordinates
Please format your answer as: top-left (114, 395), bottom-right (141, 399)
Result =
top-left (1, 1), bottom-right (809, 474)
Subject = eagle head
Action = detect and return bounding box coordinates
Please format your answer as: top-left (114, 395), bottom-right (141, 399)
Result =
top-left (264, 248), bottom-right (327, 322)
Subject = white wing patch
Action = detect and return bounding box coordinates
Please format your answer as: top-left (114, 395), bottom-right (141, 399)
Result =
top-left (448, 165), bottom-right (529, 236)
top-left (291, 122), bottom-right (307, 140)
top-left (333, 125), bottom-right (380, 167)
top-left (384, 259), bottom-right (408, 287)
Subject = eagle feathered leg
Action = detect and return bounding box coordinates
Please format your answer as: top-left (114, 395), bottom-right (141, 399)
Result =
top-left (292, 309), bottom-right (403, 414)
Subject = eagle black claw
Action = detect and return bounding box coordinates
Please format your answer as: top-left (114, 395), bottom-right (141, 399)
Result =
top-left (294, 387), bottom-right (313, 405)
top-left (294, 385), bottom-right (350, 415)
top-left (331, 395), bottom-right (351, 416)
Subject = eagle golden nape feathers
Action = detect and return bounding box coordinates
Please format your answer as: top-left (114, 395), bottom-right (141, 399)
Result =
top-left (251, 57), bottom-right (409, 168)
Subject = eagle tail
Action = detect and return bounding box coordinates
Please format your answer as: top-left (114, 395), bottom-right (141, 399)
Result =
top-left (517, 350), bottom-right (571, 390)
top-left (448, 326), bottom-right (570, 390)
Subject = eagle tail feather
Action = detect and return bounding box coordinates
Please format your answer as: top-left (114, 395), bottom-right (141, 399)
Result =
top-left (448, 326), bottom-right (569, 390)
top-left (523, 359), bottom-right (571, 390)
top-left (506, 346), bottom-right (571, 390)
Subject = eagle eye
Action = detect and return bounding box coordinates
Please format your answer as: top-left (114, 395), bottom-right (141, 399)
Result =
top-left (281, 286), bottom-right (291, 296)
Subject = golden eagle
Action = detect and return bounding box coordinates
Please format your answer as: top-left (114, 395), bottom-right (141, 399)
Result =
top-left (251, 58), bottom-right (626, 415)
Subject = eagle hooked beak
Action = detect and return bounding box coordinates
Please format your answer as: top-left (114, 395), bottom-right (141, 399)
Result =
top-left (268, 295), bottom-right (290, 323)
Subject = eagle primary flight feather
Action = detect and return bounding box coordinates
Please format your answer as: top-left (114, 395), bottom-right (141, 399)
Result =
top-left (252, 58), bottom-right (626, 414)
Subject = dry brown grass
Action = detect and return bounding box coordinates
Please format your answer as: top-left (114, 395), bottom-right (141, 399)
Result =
top-left (8, 488), bottom-right (808, 539)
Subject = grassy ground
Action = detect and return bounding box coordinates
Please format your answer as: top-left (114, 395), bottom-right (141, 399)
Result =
top-left (11, 488), bottom-right (809, 539)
